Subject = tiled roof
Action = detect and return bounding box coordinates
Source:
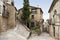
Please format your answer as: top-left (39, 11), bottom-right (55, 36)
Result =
top-left (18, 6), bottom-right (43, 13)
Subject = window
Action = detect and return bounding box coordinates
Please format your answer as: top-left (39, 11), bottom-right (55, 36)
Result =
top-left (31, 9), bottom-right (37, 14)
top-left (3, 5), bottom-right (5, 13)
top-left (53, 27), bottom-right (55, 37)
top-left (53, 10), bottom-right (57, 18)
top-left (2, 5), bottom-right (9, 18)
top-left (54, 10), bottom-right (57, 14)
top-left (54, 10), bottom-right (57, 17)
top-left (31, 15), bottom-right (34, 19)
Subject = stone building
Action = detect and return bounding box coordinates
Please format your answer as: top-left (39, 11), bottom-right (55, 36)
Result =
top-left (18, 6), bottom-right (44, 33)
top-left (48, 0), bottom-right (60, 40)
top-left (0, 0), bottom-right (4, 32)
top-left (0, 0), bottom-right (16, 32)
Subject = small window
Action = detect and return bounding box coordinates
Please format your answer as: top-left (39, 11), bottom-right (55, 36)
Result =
top-left (2, 5), bottom-right (9, 18)
top-left (2, 11), bottom-right (9, 18)
top-left (31, 9), bottom-right (37, 14)
top-left (31, 15), bottom-right (34, 19)
top-left (54, 10), bottom-right (57, 15)
top-left (53, 10), bottom-right (57, 17)
top-left (3, 5), bottom-right (5, 11)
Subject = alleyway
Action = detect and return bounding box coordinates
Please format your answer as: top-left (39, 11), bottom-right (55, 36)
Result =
top-left (0, 31), bottom-right (55, 40)
top-left (28, 32), bottom-right (55, 40)
top-left (0, 20), bottom-right (55, 40)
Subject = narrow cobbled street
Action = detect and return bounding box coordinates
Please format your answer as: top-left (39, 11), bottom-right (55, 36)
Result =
top-left (0, 24), bottom-right (55, 40)
top-left (28, 32), bottom-right (55, 40)
top-left (0, 21), bottom-right (55, 40)
top-left (0, 30), bottom-right (55, 40)
top-left (0, 20), bottom-right (55, 40)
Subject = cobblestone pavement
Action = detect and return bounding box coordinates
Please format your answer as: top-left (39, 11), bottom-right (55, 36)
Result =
top-left (28, 32), bottom-right (55, 40)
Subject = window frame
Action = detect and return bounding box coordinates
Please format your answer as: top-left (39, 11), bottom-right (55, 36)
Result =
top-left (31, 9), bottom-right (37, 14)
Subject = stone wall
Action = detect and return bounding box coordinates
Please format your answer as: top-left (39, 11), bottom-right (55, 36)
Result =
top-left (0, 4), bottom-right (16, 32)
top-left (7, 4), bottom-right (15, 29)
top-left (0, 16), bottom-right (2, 32)
top-left (49, 0), bottom-right (60, 40)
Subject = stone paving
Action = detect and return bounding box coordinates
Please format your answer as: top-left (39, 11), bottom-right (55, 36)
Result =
top-left (0, 29), bottom-right (27, 40)
top-left (28, 32), bottom-right (55, 40)
top-left (0, 30), bottom-right (55, 40)
top-left (0, 20), bottom-right (55, 40)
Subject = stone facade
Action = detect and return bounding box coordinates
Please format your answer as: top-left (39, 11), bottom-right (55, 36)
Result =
top-left (48, 0), bottom-right (60, 40)
top-left (18, 6), bottom-right (44, 33)
top-left (0, 0), bottom-right (16, 32)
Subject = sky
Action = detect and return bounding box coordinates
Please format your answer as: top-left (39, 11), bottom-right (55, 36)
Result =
top-left (14, 0), bottom-right (53, 22)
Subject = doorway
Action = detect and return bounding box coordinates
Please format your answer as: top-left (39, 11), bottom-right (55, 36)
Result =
top-left (53, 27), bottom-right (55, 37)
